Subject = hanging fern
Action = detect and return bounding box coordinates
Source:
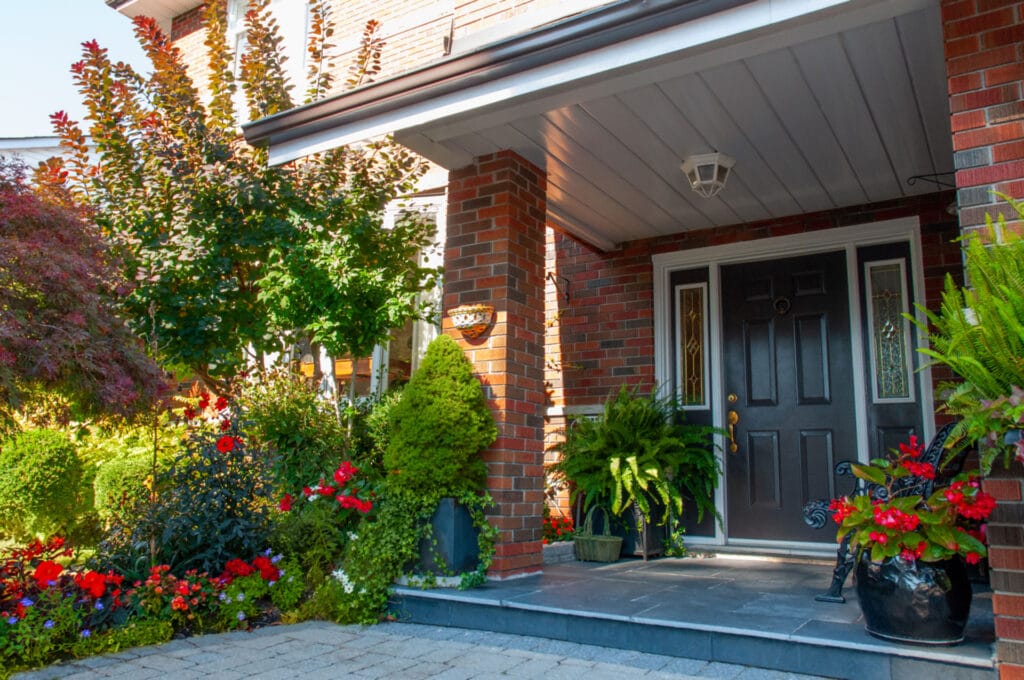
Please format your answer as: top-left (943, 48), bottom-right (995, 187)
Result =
top-left (911, 195), bottom-right (1024, 472)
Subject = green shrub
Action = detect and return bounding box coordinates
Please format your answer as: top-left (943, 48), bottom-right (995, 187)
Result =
top-left (239, 369), bottom-right (347, 495)
top-left (0, 429), bottom-right (84, 540)
top-left (384, 335), bottom-right (496, 497)
top-left (348, 387), bottom-right (403, 475)
top-left (92, 454), bottom-right (172, 525)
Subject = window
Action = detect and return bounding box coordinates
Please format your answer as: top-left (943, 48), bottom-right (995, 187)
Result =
top-left (674, 282), bottom-right (709, 408)
top-left (864, 259), bottom-right (914, 402)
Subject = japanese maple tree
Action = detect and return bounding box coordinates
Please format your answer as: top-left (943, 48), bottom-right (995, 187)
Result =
top-left (0, 159), bottom-right (164, 427)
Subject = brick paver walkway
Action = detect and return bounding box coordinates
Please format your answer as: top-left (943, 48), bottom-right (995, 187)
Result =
top-left (12, 621), bottom-right (829, 679)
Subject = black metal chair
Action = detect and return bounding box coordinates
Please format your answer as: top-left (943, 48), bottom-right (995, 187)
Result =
top-left (801, 422), bottom-right (965, 603)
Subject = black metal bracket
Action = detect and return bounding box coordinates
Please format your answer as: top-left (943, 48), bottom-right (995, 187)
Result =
top-left (906, 172), bottom-right (956, 189)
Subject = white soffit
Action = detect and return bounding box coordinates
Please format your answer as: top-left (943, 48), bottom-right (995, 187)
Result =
top-left (112, 0), bottom-right (201, 33)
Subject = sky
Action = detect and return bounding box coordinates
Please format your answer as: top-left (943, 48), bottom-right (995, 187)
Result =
top-left (0, 1), bottom-right (149, 138)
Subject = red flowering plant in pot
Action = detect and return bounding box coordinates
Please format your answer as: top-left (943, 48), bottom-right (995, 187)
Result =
top-left (829, 435), bottom-right (996, 644)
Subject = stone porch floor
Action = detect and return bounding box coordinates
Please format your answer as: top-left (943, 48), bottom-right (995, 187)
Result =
top-left (389, 554), bottom-right (996, 679)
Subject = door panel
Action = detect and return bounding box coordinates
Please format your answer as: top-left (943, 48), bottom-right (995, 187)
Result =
top-left (723, 251), bottom-right (856, 542)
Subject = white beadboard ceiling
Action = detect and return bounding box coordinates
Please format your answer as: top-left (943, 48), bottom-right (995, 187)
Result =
top-left (396, 2), bottom-right (953, 250)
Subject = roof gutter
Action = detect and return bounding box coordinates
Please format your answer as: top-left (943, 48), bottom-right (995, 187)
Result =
top-left (242, 0), bottom-right (747, 150)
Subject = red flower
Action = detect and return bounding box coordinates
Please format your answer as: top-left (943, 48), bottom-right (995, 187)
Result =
top-left (334, 461), bottom-right (359, 485)
top-left (223, 558), bottom-right (255, 578)
top-left (216, 435), bottom-right (235, 453)
top-left (279, 493), bottom-right (293, 512)
top-left (32, 560), bottom-right (63, 586)
top-left (198, 393), bottom-right (210, 410)
top-left (183, 407), bottom-right (197, 420)
top-left (252, 556), bottom-right (280, 582)
top-left (898, 435), bottom-right (922, 458)
top-left (220, 419), bottom-right (231, 431)
top-left (965, 552), bottom-right (982, 565)
top-left (901, 460), bottom-right (935, 480)
top-left (868, 531), bottom-right (888, 544)
top-left (215, 396), bottom-right (229, 410)
top-left (75, 570), bottom-right (107, 599)
top-left (171, 596), bottom-right (188, 611)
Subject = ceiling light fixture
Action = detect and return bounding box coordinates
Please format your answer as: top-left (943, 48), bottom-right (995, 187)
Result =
top-left (681, 152), bottom-right (734, 198)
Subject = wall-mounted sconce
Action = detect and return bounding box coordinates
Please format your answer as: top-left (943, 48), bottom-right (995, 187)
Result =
top-left (680, 152), bottom-right (734, 198)
top-left (449, 303), bottom-right (494, 339)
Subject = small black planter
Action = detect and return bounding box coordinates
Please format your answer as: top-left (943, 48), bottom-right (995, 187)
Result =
top-left (417, 498), bottom-right (480, 575)
top-left (855, 554), bottom-right (972, 645)
top-left (620, 503), bottom-right (667, 560)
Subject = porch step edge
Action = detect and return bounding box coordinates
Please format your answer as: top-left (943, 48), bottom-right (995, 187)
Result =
top-left (390, 587), bottom-right (996, 677)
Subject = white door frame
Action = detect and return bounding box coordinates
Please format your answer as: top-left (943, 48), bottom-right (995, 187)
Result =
top-left (652, 216), bottom-right (935, 553)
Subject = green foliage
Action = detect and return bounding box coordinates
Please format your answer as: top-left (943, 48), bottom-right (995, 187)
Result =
top-left (349, 386), bottom-right (403, 474)
top-left (239, 369), bottom-right (346, 495)
top-left (96, 417), bottom-right (273, 576)
top-left (549, 385), bottom-right (721, 527)
top-left (912, 196), bottom-right (1024, 472)
top-left (68, 619), bottom-right (173, 660)
top-left (48, 3), bottom-right (430, 388)
top-left (292, 575), bottom-right (383, 626)
top-left (270, 495), bottom-right (354, 582)
top-left (92, 454), bottom-right (170, 526)
top-left (0, 429), bottom-right (84, 540)
top-left (384, 335), bottom-right (496, 497)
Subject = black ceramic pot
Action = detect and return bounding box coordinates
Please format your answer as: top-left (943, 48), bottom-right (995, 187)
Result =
top-left (855, 554), bottom-right (972, 645)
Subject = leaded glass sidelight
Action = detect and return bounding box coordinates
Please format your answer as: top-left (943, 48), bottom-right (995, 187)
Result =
top-left (675, 283), bottom-right (708, 407)
top-left (865, 260), bottom-right (914, 402)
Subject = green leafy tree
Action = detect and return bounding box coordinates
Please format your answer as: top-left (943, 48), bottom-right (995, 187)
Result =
top-left (45, 0), bottom-right (432, 392)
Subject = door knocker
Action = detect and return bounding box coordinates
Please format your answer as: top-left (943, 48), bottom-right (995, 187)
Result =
top-left (773, 296), bottom-right (791, 316)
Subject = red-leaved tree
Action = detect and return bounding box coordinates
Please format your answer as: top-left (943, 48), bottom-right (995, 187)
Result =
top-left (0, 158), bottom-right (165, 428)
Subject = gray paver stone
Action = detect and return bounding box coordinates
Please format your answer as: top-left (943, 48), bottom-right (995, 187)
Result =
top-left (449, 650), bottom-right (527, 673)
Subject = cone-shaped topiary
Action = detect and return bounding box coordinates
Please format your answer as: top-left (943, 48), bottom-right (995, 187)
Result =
top-left (384, 334), bottom-right (496, 496)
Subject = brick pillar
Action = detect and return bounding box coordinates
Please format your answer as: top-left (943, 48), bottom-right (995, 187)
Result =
top-left (444, 150), bottom-right (547, 578)
top-left (942, 4), bottom-right (1024, 676)
top-left (943, 0), bottom-right (1024, 234)
top-left (984, 469), bottom-right (1024, 678)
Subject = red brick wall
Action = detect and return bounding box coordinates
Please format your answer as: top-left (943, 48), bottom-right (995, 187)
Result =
top-left (445, 151), bottom-right (547, 578)
top-left (544, 191), bottom-right (961, 410)
top-left (942, 0), bottom-right (1024, 234)
top-left (943, 2), bottom-right (1024, 675)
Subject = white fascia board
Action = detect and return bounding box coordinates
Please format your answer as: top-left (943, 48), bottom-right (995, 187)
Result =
top-left (267, 0), bottom-right (930, 166)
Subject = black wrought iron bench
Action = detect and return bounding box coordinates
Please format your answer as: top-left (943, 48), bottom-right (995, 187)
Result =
top-left (801, 422), bottom-right (966, 603)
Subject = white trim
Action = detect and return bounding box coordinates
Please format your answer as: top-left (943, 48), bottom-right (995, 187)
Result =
top-left (268, 0), bottom-right (934, 164)
top-left (652, 215), bottom-right (930, 549)
top-left (863, 258), bottom-right (917, 404)
top-left (673, 282), bottom-right (711, 410)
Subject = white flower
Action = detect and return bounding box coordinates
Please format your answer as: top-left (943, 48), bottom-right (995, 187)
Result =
top-left (331, 568), bottom-right (356, 594)
top-left (347, 532), bottom-right (358, 541)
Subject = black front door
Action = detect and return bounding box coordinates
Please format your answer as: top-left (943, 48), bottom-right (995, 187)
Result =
top-left (721, 251), bottom-right (856, 542)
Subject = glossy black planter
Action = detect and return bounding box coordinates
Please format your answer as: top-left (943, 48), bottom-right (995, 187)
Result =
top-left (855, 554), bottom-right (972, 645)
top-left (417, 498), bottom-right (480, 575)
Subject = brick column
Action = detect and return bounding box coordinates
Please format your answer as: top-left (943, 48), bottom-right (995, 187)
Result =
top-left (943, 0), bottom-right (1024, 234)
top-left (444, 150), bottom-right (547, 578)
top-left (984, 468), bottom-right (1024, 679)
top-left (943, 4), bottom-right (1024, 675)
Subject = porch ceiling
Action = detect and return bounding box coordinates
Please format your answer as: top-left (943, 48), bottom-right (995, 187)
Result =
top-left (248, 0), bottom-right (954, 252)
top-left (408, 3), bottom-right (950, 249)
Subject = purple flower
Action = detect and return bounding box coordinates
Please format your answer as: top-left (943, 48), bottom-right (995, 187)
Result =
top-left (6, 616), bottom-right (17, 625)
top-left (95, 601), bottom-right (104, 611)
top-left (271, 554), bottom-right (283, 564)
top-left (19, 597), bottom-right (33, 608)
top-left (44, 620), bottom-right (54, 629)
top-left (236, 611), bottom-right (246, 621)
top-left (80, 629), bottom-right (91, 638)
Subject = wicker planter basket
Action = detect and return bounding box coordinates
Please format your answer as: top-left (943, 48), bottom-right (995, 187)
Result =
top-left (574, 507), bottom-right (622, 563)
